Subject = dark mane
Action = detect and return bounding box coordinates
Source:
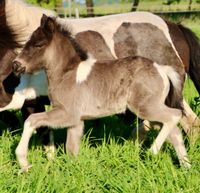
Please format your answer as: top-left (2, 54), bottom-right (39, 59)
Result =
top-left (0, 0), bottom-right (21, 49)
top-left (55, 19), bottom-right (88, 61)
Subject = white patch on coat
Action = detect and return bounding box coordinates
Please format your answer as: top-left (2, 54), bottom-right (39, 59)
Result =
top-left (0, 70), bottom-right (48, 112)
top-left (6, 1), bottom-right (182, 78)
top-left (56, 12), bottom-right (181, 62)
top-left (76, 54), bottom-right (96, 84)
top-left (153, 62), bottom-right (181, 103)
top-left (15, 70), bottom-right (48, 99)
top-left (153, 63), bottom-right (170, 103)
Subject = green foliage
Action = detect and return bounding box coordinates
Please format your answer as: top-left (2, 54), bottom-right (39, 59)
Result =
top-left (25, 0), bottom-right (56, 8)
top-left (163, 0), bottom-right (181, 5)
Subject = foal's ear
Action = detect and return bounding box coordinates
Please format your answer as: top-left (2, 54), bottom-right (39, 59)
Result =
top-left (41, 14), bottom-right (55, 35)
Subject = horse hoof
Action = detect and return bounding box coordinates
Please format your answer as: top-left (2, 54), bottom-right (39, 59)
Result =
top-left (18, 165), bottom-right (32, 175)
top-left (181, 160), bottom-right (192, 169)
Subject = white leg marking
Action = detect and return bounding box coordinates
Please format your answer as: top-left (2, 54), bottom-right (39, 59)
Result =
top-left (150, 115), bottom-right (181, 154)
top-left (167, 126), bottom-right (191, 168)
top-left (16, 121), bottom-right (35, 172)
top-left (44, 130), bottom-right (55, 160)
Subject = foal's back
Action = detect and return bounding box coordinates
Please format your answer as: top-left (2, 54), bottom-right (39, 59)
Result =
top-left (54, 56), bottom-right (164, 120)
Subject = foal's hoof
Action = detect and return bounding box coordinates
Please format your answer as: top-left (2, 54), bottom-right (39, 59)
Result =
top-left (18, 165), bottom-right (32, 175)
top-left (181, 160), bottom-right (192, 169)
top-left (44, 145), bottom-right (55, 161)
top-left (149, 145), bottom-right (159, 155)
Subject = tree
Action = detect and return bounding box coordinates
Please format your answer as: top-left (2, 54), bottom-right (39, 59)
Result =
top-left (37, 0), bottom-right (49, 5)
top-left (188, 0), bottom-right (192, 10)
top-left (163, 0), bottom-right (193, 10)
top-left (162, 0), bottom-right (180, 5)
top-left (131, 0), bottom-right (139, 12)
top-left (86, 0), bottom-right (94, 17)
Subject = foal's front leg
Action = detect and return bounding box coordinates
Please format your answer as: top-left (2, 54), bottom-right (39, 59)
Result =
top-left (66, 121), bottom-right (84, 156)
top-left (15, 109), bottom-right (72, 172)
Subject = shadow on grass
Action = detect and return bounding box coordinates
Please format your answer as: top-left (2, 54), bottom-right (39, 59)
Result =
top-left (1, 109), bottom-right (190, 168)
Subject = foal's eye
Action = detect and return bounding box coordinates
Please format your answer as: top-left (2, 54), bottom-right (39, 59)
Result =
top-left (34, 43), bottom-right (44, 48)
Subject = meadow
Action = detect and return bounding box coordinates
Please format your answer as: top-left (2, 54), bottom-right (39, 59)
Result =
top-left (0, 18), bottom-right (200, 193)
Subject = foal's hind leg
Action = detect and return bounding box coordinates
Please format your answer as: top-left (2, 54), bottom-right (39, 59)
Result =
top-left (149, 107), bottom-right (182, 154)
top-left (167, 126), bottom-right (191, 168)
top-left (16, 109), bottom-right (78, 172)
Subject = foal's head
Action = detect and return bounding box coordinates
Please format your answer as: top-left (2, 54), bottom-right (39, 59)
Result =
top-left (13, 14), bottom-right (87, 74)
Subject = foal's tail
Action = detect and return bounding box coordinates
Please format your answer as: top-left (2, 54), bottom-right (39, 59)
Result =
top-left (155, 63), bottom-right (183, 111)
top-left (178, 24), bottom-right (200, 95)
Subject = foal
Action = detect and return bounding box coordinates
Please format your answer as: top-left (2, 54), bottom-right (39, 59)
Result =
top-left (13, 15), bottom-right (190, 172)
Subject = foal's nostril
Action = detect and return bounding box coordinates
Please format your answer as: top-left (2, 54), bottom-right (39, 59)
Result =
top-left (12, 60), bottom-right (26, 76)
top-left (12, 60), bottom-right (22, 71)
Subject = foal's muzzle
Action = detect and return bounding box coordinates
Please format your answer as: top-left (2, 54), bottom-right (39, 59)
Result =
top-left (12, 60), bottom-right (26, 76)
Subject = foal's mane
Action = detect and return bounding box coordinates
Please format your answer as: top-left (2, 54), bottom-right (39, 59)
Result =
top-left (55, 18), bottom-right (88, 61)
top-left (0, 0), bottom-right (21, 49)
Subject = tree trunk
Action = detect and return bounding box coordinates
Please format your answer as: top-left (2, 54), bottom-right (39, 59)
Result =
top-left (188, 0), bottom-right (192, 10)
top-left (131, 0), bottom-right (140, 12)
top-left (86, 0), bottom-right (94, 17)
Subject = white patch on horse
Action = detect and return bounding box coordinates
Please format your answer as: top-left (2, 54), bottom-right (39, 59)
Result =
top-left (153, 63), bottom-right (170, 103)
top-left (57, 12), bottom-right (181, 62)
top-left (0, 70), bottom-right (48, 112)
top-left (153, 62), bottom-right (181, 100)
top-left (76, 54), bottom-right (96, 84)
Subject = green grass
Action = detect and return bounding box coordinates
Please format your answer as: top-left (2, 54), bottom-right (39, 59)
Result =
top-left (1, 131), bottom-right (200, 193)
top-left (0, 19), bottom-right (200, 193)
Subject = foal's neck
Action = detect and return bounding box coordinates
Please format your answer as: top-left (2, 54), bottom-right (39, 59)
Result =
top-left (45, 36), bottom-right (84, 84)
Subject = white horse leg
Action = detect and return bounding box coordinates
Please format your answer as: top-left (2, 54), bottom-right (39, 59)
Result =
top-left (150, 112), bottom-right (181, 154)
top-left (15, 120), bottom-right (35, 172)
top-left (66, 121), bottom-right (84, 156)
top-left (180, 99), bottom-right (200, 134)
top-left (0, 91), bottom-right (25, 112)
top-left (44, 130), bottom-right (55, 160)
top-left (167, 126), bottom-right (191, 168)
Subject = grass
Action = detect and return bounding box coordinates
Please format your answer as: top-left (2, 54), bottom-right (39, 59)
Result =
top-left (1, 130), bottom-right (200, 193)
top-left (0, 17), bottom-right (200, 193)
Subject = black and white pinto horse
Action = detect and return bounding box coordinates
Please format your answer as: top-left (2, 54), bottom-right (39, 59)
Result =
top-left (13, 15), bottom-right (191, 171)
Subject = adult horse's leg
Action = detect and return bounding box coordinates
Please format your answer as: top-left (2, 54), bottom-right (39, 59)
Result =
top-left (180, 99), bottom-right (200, 133)
top-left (16, 109), bottom-right (80, 172)
top-left (167, 22), bottom-right (200, 135)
